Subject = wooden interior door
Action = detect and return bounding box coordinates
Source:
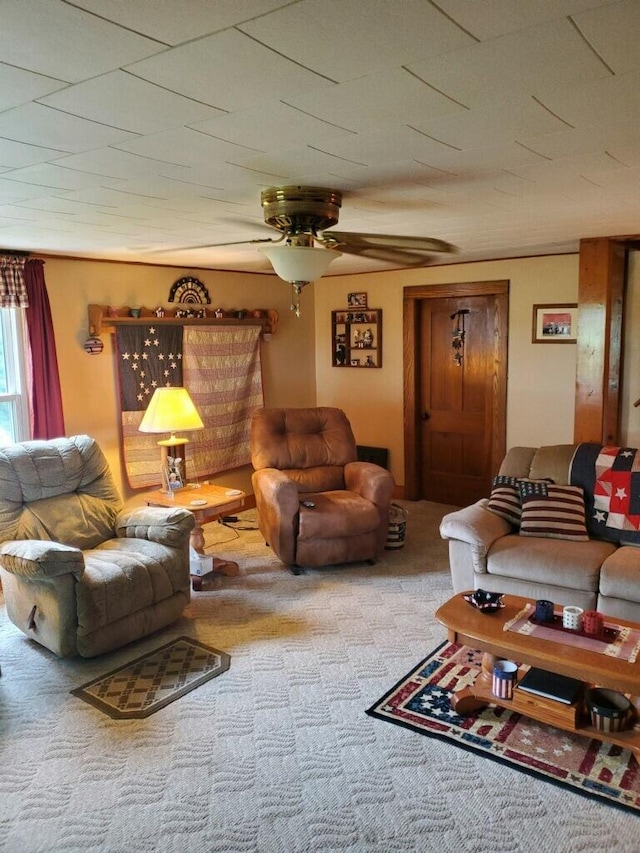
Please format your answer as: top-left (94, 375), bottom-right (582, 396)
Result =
top-left (404, 281), bottom-right (508, 505)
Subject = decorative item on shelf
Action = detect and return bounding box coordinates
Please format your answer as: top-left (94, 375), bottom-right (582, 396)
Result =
top-left (130, 307), bottom-right (141, 318)
top-left (138, 387), bottom-right (204, 492)
top-left (451, 309), bottom-right (469, 365)
top-left (87, 304), bottom-right (278, 337)
top-left (83, 335), bottom-right (104, 355)
top-left (168, 276), bottom-right (210, 305)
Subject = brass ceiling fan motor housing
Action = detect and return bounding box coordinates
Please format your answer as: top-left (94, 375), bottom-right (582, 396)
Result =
top-left (260, 186), bottom-right (343, 236)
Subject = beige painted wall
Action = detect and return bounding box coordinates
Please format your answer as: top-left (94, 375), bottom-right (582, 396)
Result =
top-left (43, 257), bottom-right (316, 499)
top-left (314, 254), bottom-right (580, 486)
top-left (46, 250), bottom-right (635, 500)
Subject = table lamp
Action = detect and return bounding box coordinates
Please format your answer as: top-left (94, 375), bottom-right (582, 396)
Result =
top-left (139, 387), bottom-right (204, 491)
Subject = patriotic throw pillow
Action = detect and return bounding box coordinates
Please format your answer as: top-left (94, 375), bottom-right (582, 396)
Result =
top-left (487, 476), bottom-right (522, 525)
top-left (487, 476), bottom-right (554, 527)
top-left (518, 481), bottom-right (588, 541)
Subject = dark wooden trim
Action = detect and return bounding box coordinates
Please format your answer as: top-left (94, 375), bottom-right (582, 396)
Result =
top-left (402, 280), bottom-right (509, 500)
top-left (492, 291), bottom-right (509, 481)
top-left (402, 298), bottom-right (420, 498)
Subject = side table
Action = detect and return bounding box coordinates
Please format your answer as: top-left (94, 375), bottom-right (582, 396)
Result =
top-left (145, 484), bottom-right (246, 589)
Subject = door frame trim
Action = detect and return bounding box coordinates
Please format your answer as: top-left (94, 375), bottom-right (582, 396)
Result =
top-left (403, 281), bottom-right (509, 500)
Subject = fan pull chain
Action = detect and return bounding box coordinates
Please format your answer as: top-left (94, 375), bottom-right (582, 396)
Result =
top-left (290, 283), bottom-right (305, 318)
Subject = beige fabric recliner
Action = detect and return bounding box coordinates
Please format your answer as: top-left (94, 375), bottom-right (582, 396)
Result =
top-left (250, 407), bottom-right (395, 572)
top-left (0, 435), bottom-right (195, 658)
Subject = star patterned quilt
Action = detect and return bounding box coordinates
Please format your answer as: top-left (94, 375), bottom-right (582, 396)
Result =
top-left (570, 442), bottom-right (640, 545)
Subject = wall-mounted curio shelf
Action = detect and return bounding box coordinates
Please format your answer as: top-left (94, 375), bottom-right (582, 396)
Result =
top-left (331, 308), bottom-right (382, 368)
top-left (88, 304), bottom-right (278, 337)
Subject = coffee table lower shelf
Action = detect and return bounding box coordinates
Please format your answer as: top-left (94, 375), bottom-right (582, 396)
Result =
top-left (453, 654), bottom-right (640, 756)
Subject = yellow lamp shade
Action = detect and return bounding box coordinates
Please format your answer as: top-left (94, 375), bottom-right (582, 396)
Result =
top-left (139, 387), bottom-right (204, 439)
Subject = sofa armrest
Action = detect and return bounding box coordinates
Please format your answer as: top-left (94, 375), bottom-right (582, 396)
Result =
top-left (440, 499), bottom-right (512, 552)
top-left (344, 461), bottom-right (395, 508)
top-left (0, 540), bottom-right (84, 579)
top-left (115, 506), bottom-right (195, 547)
top-left (251, 468), bottom-right (300, 566)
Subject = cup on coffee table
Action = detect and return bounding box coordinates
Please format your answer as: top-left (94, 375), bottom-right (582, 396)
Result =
top-left (535, 599), bottom-right (554, 622)
top-left (583, 610), bottom-right (604, 637)
top-left (562, 605), bottom-right (584, 631)
top-left (492, 659), bottom-right (518, 700)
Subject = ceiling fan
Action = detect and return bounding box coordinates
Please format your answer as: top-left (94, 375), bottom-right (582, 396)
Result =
top-left (167, 186), bottom-right (456, 316)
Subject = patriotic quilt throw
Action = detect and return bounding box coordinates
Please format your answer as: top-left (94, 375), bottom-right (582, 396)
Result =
top-left (570, 443), bottom-right (640, 546)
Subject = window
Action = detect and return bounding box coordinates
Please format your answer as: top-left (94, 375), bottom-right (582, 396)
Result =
top-left (0, 308), bottom-right (30, 444)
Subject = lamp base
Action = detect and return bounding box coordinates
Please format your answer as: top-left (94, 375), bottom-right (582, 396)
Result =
top-left (158, 437), bottom-right (189, 493)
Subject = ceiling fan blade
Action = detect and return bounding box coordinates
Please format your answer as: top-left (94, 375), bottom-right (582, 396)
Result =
top-left (148, 235), bottom-right (282, 254)
top-left (330, 243), bottom-right (442, 267)
top-left (321, 230), bottom-right (455, 254)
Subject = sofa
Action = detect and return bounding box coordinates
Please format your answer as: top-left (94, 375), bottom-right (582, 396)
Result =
top-left (0, 435), bottom-right (195, 658)
top-left (439, 443), bottom-right (640, 622)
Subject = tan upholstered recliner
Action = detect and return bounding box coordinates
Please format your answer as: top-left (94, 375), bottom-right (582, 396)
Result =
top-left (0, 435), bottom-right (195, 658)
top-left (250, 407), bottom-right (395, 572)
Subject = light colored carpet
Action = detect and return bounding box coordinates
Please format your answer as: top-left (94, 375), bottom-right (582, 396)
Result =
top-left (1, 501), bottom-right (638, 852)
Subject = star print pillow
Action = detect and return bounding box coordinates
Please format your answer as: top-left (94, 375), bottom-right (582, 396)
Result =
top-left (518, 481), bottom-right (588, 541)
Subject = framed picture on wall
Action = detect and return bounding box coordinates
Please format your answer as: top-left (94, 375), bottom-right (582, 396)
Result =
top-left (347, 292), bottom-right (367, 309)
top-left (532, 304), bottom-right (578, 343)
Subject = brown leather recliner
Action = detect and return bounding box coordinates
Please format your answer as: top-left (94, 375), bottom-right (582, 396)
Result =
top-left (250, 407), bottom-right (395, 572)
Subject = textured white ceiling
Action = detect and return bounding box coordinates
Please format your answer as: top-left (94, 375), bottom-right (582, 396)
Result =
top-left (0, 0), bottom-right (638, 275)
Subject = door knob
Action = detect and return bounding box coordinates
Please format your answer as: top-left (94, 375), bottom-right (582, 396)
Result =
top-left (421, 412), bottom-right (430, 420)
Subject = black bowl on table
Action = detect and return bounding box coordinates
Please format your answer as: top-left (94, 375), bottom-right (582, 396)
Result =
top-left (463, 589), bottom-right (505, 614)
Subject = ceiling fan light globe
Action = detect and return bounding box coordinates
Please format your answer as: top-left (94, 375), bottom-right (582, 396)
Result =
top-left (258, 245), bottom-right (339, 284)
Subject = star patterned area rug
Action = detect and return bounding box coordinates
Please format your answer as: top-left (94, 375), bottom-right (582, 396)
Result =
top-left (366, 641), bottom-right (640, 815)
top-left (71, 637), bottom-right (230, 719)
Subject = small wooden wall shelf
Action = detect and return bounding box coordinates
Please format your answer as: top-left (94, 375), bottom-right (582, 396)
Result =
top-left (332, 308), bottom-right (382, 367)
top-left (88, 304), bottom-right (278, 337)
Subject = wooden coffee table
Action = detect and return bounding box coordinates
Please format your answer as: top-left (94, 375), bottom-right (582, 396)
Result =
top-left (146, 484), bottom-right (245, 588)
top-left (436, 591), bottom-right (640, 755)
